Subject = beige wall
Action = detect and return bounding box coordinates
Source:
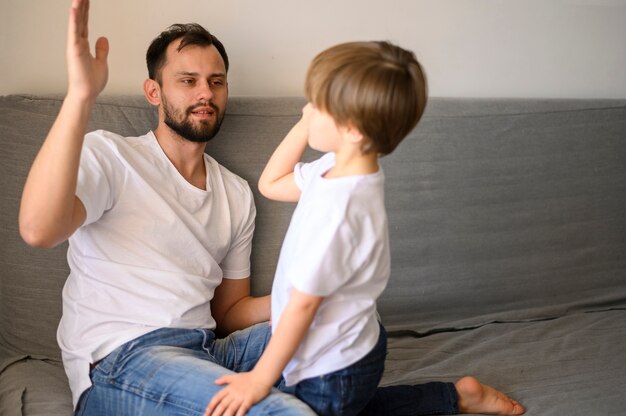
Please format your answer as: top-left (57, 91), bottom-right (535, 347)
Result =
top-left (2, 0), bottom-right (625, 98)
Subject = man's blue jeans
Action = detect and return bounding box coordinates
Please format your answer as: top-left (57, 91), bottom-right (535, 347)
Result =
top-left (75, 323), bottom-right (315, 415)
top-left (76, 323), bottom-right (458, 415)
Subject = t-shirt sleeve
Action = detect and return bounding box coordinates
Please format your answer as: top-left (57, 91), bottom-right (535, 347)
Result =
top-left (219, 183), bottom-right (256, 279)
top-left (76, 131), bottom-right (119, 226)
top-left (293, 161), bottom-right (309, 191)
top-left (293, 153), bottom-right (334, 190)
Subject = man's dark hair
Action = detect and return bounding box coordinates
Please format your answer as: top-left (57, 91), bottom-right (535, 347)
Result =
top-left (146, 23), bottom-right (229, 83)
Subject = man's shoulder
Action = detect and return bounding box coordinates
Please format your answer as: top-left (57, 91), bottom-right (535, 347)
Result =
top-left (85, 129), bottom-right (123, 140)
top-left (84, 129), bottom-right (152, 149)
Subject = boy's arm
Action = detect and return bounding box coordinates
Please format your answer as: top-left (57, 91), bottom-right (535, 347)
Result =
top-left (19, 0), bottom-right (109, 248)
top-left (247, 288), bottom-right (323, 384)
top-left (257, 104), bottom-right (312, 202)
top-left (205, 288), bottom-right (323, 416)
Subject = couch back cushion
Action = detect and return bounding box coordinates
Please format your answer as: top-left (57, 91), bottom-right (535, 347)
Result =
top-left (0, 95), bottom-right (158, 362)
top-left (1, 95), bottom-right (625, 363)
top-left (379, 98), bottom-right (626, 332)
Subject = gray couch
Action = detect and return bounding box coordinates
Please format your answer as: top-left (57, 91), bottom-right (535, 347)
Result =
top-left (1, 94), bottom-right (625, 416)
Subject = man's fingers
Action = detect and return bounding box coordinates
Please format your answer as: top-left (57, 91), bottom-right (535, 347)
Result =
top-left (68, 0), bottom-right (88, 46)
top-left (95, 37), bottom-right (109, 62)
top-left (73, 0), bottom-right (89, 39)
top-left (67, 4), bottom-right (79, 46)
top-left (82, 0), bottom-right (90, 38)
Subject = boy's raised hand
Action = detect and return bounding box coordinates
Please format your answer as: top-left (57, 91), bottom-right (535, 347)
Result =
top-left (67, 0), bottom-right (109, 102)
top-left (257, 103), bottom-right (315, 203)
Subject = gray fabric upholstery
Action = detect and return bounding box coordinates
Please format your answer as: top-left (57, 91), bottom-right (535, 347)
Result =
top-left (381, 310), bottom-right (626, 416)
top-left (1, 94), bottom-right (625, 415)
top-left (0, 359), bottom-right (72, 416)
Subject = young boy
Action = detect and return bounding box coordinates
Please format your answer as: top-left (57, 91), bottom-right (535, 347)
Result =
top-left (206, 40), bottom-right (428, 415)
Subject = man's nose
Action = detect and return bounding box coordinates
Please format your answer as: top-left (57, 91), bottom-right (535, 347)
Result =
top-left (196, 80), bottom-right (214, 101)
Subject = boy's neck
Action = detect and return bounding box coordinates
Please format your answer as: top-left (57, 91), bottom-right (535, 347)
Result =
top-left (324, 149), bottom-right (379, 178)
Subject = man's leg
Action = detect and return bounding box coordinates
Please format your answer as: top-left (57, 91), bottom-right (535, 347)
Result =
top-left (76, 326), bottom-right (314, 416)
top-left (209, 322), bottom-right (272, 374)
top-left (208, 322), bottom-right (314, 414)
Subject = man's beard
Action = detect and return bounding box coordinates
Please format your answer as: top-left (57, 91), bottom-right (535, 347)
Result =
top-left (162, 95), bottom-right (224, 143)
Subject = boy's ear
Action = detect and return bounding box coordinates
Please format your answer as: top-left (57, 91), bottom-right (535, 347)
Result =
top-left (143, 78), bottom-right (161, 106)
top-left (343, 123), bottom-right (365, 145)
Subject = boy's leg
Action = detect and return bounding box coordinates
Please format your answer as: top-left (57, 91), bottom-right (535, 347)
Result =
top-left (76, 326), bottom-right (314, 416)
top-left (455, 376), bottom-right (525, 415)
top-left (360, 382), bottom-right (459, 415)
top-left (293, 324), bottom-right (387, 416)
top-left (360, 378), bottom-right (525, 416)
top-left (208, 324), bottom-right (523, 415)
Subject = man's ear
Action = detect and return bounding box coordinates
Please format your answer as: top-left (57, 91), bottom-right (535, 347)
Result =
top-left (143, 78), bottom-right (161, 106)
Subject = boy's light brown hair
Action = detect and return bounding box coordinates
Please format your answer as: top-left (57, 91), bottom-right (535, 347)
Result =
top-left (305, 41), bottom-right (427, 155)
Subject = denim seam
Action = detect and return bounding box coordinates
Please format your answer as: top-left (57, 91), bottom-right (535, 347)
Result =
top-left (95, 378), bottom-right (205, 415)
top-left (229, 334), bottom-right (240, 372)
top-left (198, 328), bottom-right (218, 362)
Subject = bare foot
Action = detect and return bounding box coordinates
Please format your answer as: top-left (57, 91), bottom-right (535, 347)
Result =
top-left (455, 376), bottom-right (525, 415)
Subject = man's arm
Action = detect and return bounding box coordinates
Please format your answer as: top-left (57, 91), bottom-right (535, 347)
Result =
top-left (206, 289), bottom-right (323, 416)
top-left (19, 0), bottom-right (108, 248)
top-left (211, 277), bottom-right (271, 336)
top-left (257, 104), bottom-right (313, 202)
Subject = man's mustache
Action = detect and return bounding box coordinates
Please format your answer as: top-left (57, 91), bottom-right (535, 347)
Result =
top-left (187, 102), bottom-right (219, 115)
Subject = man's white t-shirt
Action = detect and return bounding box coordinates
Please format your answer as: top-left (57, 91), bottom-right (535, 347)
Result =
top-left (58, 130), bottom-right (255, 407)
top-left (271, 153), bottom-right (390, 386)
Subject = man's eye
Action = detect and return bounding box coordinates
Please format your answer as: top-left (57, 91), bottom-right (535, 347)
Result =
top-left (210, 80), bottom-right (225, 88)
top-left (181, 79), bottom-right (194, 85)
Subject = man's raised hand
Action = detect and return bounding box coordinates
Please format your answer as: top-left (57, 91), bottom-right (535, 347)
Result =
top-left (66, 0), bottom-right (109, 102)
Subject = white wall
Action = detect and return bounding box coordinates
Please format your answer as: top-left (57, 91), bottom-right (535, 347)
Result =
top-left (2, 0), bottom-right (625, 98)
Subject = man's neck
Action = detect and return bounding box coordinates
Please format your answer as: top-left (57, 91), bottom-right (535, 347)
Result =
top-left (154, 127), bottom-right (207, 190)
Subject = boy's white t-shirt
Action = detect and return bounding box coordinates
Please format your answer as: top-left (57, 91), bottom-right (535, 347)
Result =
top-left (59, 130), bottom-right (256, 407)
top-left (271, 152), bottom-right (390, 386)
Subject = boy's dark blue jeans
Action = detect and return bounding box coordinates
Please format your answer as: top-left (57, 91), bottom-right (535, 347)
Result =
top-left (283, 323), bottom-right (387, 415)
top-left (362, 381), bottom-right (459, 415)
top-left (287, 324), bottom-right (459, 416)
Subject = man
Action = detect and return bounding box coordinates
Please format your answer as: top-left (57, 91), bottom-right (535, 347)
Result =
top-left (20, 0), bottom-right (524, 415)
top-left (20, 0), bottom-right (311, 413)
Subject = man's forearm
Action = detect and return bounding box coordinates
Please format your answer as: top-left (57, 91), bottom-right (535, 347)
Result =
top-left (20, 0), bottom-right (108, 249)
top-left (217, 294), bottom-right (271, 335)
top-left (19, 95), bottom-right (93, 248)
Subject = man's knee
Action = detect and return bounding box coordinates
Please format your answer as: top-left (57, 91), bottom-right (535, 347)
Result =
top-left (251, 388), bottom-right (316, 415)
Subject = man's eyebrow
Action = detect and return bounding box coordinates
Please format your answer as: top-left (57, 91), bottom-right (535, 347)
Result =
top-left (175, 71), bottom-right (226, 78)
top-left (175, 71), bottom-right (198, 77)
